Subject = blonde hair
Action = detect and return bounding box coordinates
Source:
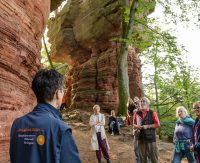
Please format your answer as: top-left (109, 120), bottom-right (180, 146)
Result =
top-left (128, 98), bottom-right (134, 104)
top-left (176, 106), bottom-right (189, 118)
top-left (111, 110), bottom-right (115, 115)
top-left (93, 104), bottom-right (100, 110)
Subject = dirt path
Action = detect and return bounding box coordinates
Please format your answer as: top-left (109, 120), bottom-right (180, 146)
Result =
top-left (70, 122), bottom-right (188, 163)
top-left (63, 111), bottom-right (187, 163)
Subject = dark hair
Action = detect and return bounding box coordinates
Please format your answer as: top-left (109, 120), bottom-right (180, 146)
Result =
top-left (32, 69), bottom-right (64, 103)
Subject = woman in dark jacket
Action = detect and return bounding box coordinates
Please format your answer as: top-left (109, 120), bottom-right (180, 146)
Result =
top-left (108, 110), bottom-right (120, 135)
top-left (126, 97), bottom-right (140, 126)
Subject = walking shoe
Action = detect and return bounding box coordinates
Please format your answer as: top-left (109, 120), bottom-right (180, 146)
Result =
top-left (107, 159), bottom-right (111, 163)
top-left (111, 132), bottom-right (114, 136)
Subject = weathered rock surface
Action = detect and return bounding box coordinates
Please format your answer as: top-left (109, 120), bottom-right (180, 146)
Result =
top-left (0, 0), bottom-right (50, 162)
top-left (51, 0), bottom-right (64, 11)
top-left (48, 0), bottom-right (143, 112)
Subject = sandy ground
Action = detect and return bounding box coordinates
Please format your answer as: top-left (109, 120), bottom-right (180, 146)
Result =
top-left (69, 122), bottom-right (188, 163)
top-left (63, 111), bottom-right (188, 163)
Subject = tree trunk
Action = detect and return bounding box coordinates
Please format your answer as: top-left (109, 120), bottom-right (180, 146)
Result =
top-left (153, 41), bottom-right (161, 138)
top-left (118, 42), bottom-right (130, 115)
top-left (118, 0), bottom-right (138, 115)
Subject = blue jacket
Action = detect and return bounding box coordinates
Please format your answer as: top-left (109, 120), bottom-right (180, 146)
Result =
top-left (10, 103), bottom-right (81, 163)
top-left (174, 116), bottom-right (194, 141)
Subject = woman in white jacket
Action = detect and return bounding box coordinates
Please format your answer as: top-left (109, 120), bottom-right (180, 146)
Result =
top-left (89, 105), bottom-right (111, 163)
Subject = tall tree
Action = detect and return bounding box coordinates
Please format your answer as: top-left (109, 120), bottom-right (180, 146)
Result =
top-left (117, 0), bottom-right (138, 115)
top-left (118, 0), bottom-right (156, 115)
top-left (117, 0), bottom-right (200, 115)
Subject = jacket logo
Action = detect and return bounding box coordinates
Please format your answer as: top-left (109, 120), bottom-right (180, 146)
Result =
top-left (37, 135), bottom-right (45, 145)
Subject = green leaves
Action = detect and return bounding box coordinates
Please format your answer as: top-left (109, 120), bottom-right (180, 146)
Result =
top-left (122, 6), bottom-right (130, 23)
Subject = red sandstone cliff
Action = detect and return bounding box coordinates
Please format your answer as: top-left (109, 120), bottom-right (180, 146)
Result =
top-left (48, 0), bottom-right (143, 112)
top-left (0, 0), bottom-right (50, 162)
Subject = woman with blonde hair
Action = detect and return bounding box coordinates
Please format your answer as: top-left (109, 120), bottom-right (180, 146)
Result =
top-left (89, 105), bottom-right (111, 163)
top-left (171, 106), bottom-right (195, 163)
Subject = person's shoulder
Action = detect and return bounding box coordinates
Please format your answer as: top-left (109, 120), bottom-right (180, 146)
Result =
top-left (10, 112), bottom-right (33, 133)
top-left (11, 117), bottom-right (21, 129)
top-left (90, 114), bottom-right (95, 118)
top-left (186, 116), bottom-right (194, 120)
top-left (150, 109), bottom-right (157, 114)
top-left (12, 112), bottom-right (32, 125)
top-left (151, 111), bottom-right (159, 117)
top-left (50, 115), bottom-right (70, 131)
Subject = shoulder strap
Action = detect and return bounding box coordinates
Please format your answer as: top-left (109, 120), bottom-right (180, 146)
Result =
top-left (141, 110), bottom-right (153, 124)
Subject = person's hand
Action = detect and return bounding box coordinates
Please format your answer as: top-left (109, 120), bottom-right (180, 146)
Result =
top-left (190, 144), bottom-right (194, 151)
top-left (96, 120), bottom-right (101, 125)
top-left (134, 125), bottom-right (142, 129)
top-left (142, 125), bottom-right (149, 130)
top-left (97, 121), bottom-right (104, 126)
top-left (186, 139), bottom-right (191, 144)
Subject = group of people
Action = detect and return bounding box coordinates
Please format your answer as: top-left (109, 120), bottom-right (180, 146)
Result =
top-left (171, 104), bottom-right (200, 163)
top-left (126, 97), bottom-right (200, 163)
top-left (89, 96), bottom-right (160, 163)
top-left (8, 69), bottom-right (200, 163)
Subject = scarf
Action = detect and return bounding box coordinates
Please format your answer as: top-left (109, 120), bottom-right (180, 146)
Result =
top-left (176, 116), bottom-right (195, 127)
top-left (175, 116), bottom-right (195, 153)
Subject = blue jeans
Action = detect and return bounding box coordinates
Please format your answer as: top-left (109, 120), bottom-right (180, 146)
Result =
top-left (171, 149), bottom-right (196, 163)
top-left (133, 137), bottom-right (140, 163)
top-left (109, 121), bottom-right (120, 133)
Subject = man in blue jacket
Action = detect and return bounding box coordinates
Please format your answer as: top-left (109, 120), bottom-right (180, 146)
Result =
top-left (10, 69), bottom-right (81, 163)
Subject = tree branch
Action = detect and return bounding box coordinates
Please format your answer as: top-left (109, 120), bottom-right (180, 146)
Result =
top-left (121, 0), bottom-right (129, 38)
top-left (160, 102), bottom-right (178, 117)
top-left (43, 36), bottom-right (54, 69)
top-left (125, 0), bottom-right (138, 39)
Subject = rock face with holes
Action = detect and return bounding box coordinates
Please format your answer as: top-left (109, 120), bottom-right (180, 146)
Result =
top-left (48, 0), bottom-right (144, 112)
top-left (0, 0), bottom-right (50, 162)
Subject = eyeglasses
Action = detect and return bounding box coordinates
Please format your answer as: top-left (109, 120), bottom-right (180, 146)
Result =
top-left (193, 107), bottom-right (200, 110)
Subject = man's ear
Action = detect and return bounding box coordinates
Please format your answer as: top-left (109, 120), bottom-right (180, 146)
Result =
top-left (54, 90), bottom-right (59, 100)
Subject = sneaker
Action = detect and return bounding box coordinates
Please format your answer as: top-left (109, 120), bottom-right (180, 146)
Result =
top-left (111, 132), bottom-right (114, 136)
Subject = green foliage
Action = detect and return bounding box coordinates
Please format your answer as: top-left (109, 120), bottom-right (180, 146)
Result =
top-left (116, 0), bottom-right (200, 124)
top-left (142, 32), bottom-right (200, 138)
top-left (160, 120), bottom-right (175, 140)
top-left (122, 6), bottom-right (130, 23)
top-left (157, 0), bottom-right (200, 28)
top-left (41, 42), bottom-right (68, 75)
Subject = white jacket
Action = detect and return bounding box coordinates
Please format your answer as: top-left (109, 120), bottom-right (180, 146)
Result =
top-left (89, 113), bottom-right (110, 150)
